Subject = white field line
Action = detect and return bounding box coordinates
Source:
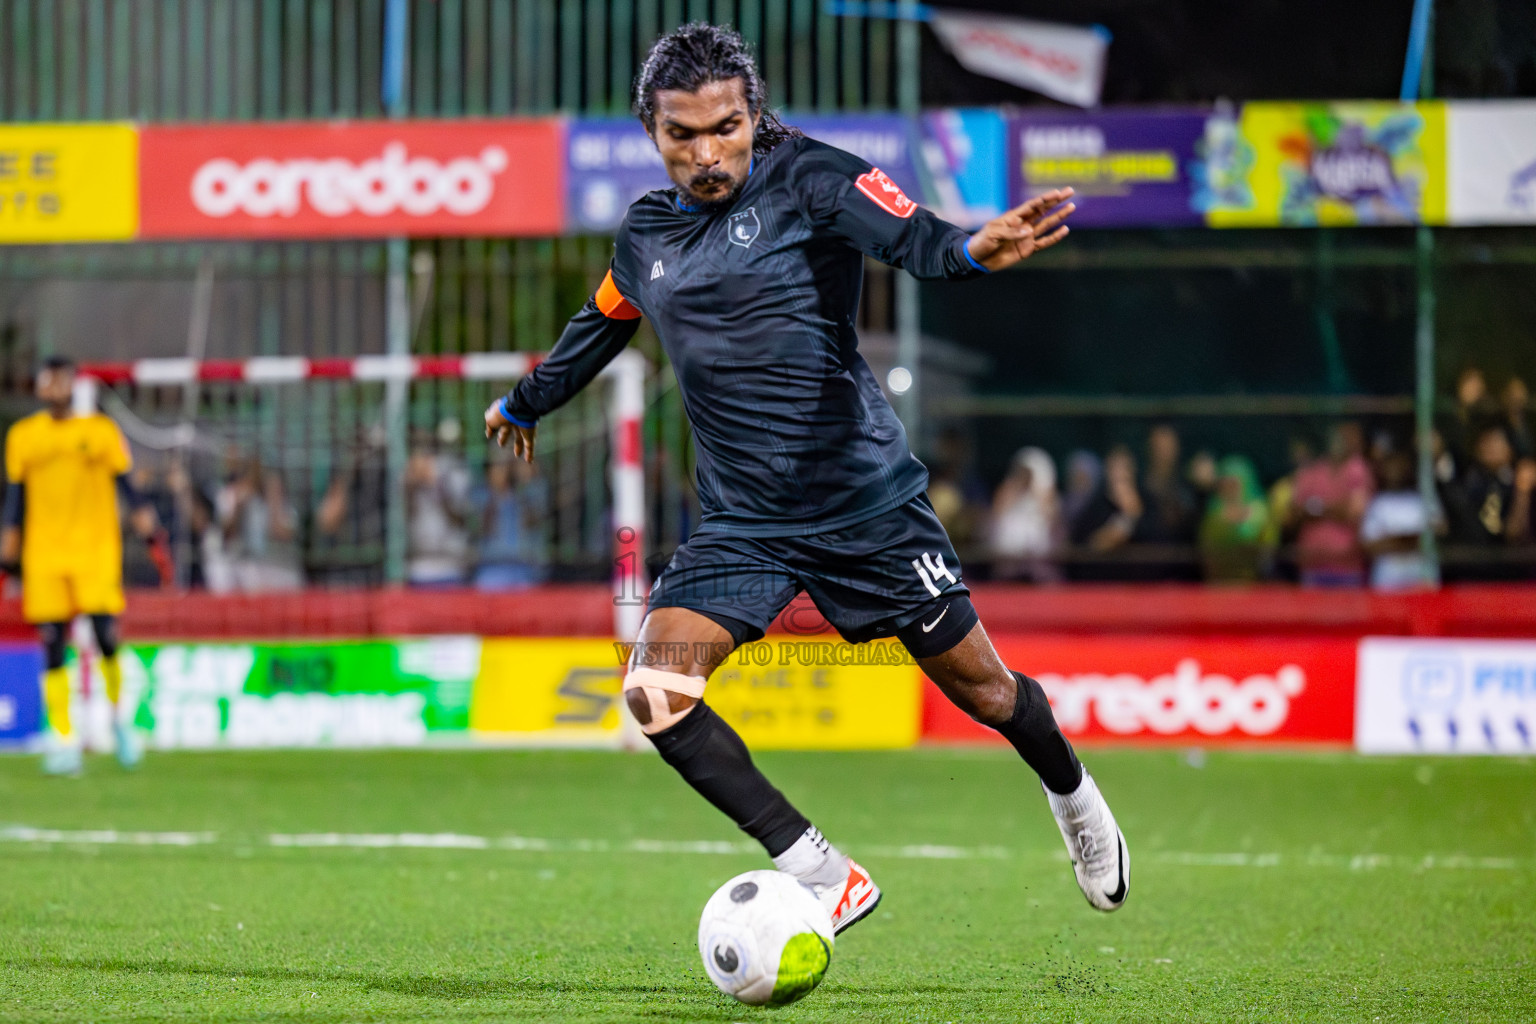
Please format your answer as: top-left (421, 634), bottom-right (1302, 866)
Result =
top-left (0, 826), bottom-right (1522, 871)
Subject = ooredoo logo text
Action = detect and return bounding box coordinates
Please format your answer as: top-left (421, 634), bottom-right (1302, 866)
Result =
top-left (190, 143), bottom-right (510, 219)
top-left (1040, 658), bottom-right (1306, 737)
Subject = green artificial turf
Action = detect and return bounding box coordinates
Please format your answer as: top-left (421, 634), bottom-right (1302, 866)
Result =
top-left (0, 747), bottom-right (1531, 1022)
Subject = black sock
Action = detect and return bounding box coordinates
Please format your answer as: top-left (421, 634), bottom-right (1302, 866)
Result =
top-left (647, 702), bottom-right (810, 857)
top-left (995, 672), bottom-right (1084, 795)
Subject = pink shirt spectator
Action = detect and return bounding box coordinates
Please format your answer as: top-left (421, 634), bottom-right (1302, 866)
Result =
top-left (1292, 455), bottom-right (1374, 577)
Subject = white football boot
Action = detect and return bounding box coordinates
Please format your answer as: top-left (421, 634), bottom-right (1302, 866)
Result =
top-left (42, 737), bottom-right (83, 777)
top-left (114, 721), bottom-right (144, 770)
top-left (1045, 771), bottom-right (1129, 912)
top-left (813, 858), bottom-right (882, 935)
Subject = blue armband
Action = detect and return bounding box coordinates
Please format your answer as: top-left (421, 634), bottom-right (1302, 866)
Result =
top-left (499, 396), bottom-right (537, 429)
top-left (961, 240), bottom-right (991, 274)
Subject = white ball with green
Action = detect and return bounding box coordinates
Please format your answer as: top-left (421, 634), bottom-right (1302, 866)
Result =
top-left (698, 869), bottom-right (835, 1006)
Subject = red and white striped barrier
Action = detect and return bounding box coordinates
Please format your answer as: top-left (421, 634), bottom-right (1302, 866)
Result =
top-left (78, 350), bottom-right (649, 643)
top-left (78, 352), bottom-right (544, 386)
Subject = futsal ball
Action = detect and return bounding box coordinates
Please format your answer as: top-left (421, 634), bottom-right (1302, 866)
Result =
top-left (698, 869), bottom-right (834, 1006)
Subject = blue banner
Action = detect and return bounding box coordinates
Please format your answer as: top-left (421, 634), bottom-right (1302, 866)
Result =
top-left (0, 643), bottom-right (41, 744)
top-left (566, 113), bottom-right (933, 233)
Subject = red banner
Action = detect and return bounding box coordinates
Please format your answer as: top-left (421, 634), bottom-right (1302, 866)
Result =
top-left (139, 119), bottom-right (564, 239)
top-left (923, 634), bottom-right (1356, 745)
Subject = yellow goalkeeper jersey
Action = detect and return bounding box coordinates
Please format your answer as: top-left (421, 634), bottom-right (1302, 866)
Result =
top-left (5, 411), bottom-right (131, 576)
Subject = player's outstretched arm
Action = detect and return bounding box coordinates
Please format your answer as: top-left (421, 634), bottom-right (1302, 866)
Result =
top-left (964, 188), bottom-right (1077, 272)
top-left (483, 268), bottom-right (643, 463)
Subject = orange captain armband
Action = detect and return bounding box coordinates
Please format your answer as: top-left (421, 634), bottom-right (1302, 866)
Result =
top-left (595, 270), bottom-right (642, 320)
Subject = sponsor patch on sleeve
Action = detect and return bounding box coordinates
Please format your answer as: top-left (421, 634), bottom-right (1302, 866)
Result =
top-left (853, 168), bottom-right (918, 219)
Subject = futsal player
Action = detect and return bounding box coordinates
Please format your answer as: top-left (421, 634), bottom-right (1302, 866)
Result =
top-left (484, 24), bottom-right (1127, 932)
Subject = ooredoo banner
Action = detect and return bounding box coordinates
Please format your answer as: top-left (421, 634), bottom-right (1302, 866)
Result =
top-left (923, 635), bottom-right (1357, 745)
top-left (1356, 637), bottom-right (1536, 755)
top-left (138, 119), bottom-right (564, 239)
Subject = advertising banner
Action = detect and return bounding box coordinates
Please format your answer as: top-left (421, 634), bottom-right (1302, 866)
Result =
top-left (0, 643), bottom-right (42, 745)
top-left (472, 638), bottom-right (625, 746)
top-left (565, 114), bottom-right (927, 233)
top-left (1446, 101), bottom-right (1536, 225)
top-left (708, 639), bottom-right (920, 750)
top-left (127, 638), bottom-right (479, 749)
top-left (1356, 637), bottom-right (1536, 755)
top-left (1007, 109), bottom-right (1206, 227)
top-left (138, 119), bottom-right (564, 239)
top-left (923, 635), bottom-right (1357, 745)
top-left (0, 123), bottom-right (138, 242)
top-left (920, 108), bottom-right (1008, 228)
top-left (1200, 101), bottom-right (1446, 227)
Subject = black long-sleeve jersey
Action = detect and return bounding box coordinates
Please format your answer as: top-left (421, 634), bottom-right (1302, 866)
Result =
top-left (503, 135), bottom-right (987, 538)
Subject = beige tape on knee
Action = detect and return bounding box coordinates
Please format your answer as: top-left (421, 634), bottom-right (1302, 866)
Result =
top-left (623, 667), bottom-right (708, 735)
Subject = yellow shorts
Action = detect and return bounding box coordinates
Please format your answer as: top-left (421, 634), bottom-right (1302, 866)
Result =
top-left (23, 567), bottom-right (125, 624)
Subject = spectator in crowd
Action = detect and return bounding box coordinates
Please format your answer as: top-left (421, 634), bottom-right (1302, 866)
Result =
top-left (927, 428), bottom-right (990, 549)
top-left (1503, 376), bottom-right (1532, 459)
top-left (474, 454), bottom-right (550, 590)
top-left (1140, 424), bottom-right (1198, 545)
top-left (216, 450), bottom-right (302, 592)
top-left (988, 447), bottom-right (1062, 583)
top-left (1070, 444), bottom-right (1143, 554)
top-left (1198, 455), bottom-right (1273, 583)
top-left (1185, 448), bottom-right (1219, 522)
top-left (1442, 366), bottom-right (1500, 475)
top-left (1060, 450), bottom-right (1102, 529)
top-left (1445, 423), bottom-right (1534, 549)
top-left (1291, 421), bottom-right (1374, 587)
top-left (1267, 434), bottom-right (1315, 553)
top-left (1360, 448), bottom-right (1443, 591)
top-left (404, 425), bottom-right (472, 587)
top-left (312, 428), bottom-right (389, 587)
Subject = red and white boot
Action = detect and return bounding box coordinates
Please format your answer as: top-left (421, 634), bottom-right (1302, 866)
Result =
top-left (814, 857), bottom-right (882, 935)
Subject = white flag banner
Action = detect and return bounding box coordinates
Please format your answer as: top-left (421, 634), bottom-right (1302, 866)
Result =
top-left (928, 11), bottom-right (1109, 108)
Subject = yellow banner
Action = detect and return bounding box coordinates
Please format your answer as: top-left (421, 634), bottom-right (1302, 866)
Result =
top-left (0, 123), bottom-right (138, 242)
top-left (472, 638), bottom-right (625, 746)
top-left (470, 638), bottom-right (922, 750)
top-left (702, 640), bottom-right (920, 750)
top-left (1204, 102), bottom-right (1446, 227)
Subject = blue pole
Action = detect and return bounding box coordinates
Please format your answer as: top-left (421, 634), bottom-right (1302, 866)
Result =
top-left (382, 0), bottom-right (407, 115)
top-left (1399, 0), bottom-right (1433, 102)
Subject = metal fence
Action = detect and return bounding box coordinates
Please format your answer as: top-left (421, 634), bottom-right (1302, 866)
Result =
top-left (0, 0), bottom-right (907, 122)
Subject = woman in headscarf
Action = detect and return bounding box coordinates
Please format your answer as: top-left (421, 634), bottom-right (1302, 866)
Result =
top-left (1197, 455), bottom-right (1273, 582)
top-left (989, 447), bottom-right (1063, 583)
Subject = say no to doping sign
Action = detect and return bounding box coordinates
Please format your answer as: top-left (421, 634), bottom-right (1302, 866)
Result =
top-left (138, 120), bottom-right (563, 238)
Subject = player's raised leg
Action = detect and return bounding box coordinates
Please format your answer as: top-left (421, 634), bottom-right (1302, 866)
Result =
top-left (36, 621), bottom-right (82, 776)
top-left (626, 607), bottom-right (880, 934)
top-left (912, 609), bottom-right (1128, 911)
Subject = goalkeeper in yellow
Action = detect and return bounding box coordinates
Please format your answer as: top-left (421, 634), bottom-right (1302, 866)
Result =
top-left (2, 356), bottom-right (166, 775)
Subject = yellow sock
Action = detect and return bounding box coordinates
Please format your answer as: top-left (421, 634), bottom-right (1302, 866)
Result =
top-left (101, 654), bottom-right (122, 707)
top-left (43, 666), bottom-right (73, 738)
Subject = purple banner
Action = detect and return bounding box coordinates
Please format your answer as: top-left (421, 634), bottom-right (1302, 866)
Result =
top-left (566, 114), bottom-right (929, 234)
top-left (1007, 109), bottom-right (1209, 227)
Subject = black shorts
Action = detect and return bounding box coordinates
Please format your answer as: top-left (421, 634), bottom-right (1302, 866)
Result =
top-left (647, 494), bottom-right (971, 649)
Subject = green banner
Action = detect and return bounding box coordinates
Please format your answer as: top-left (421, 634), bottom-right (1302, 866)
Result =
top-left (125, 638), bottom-right (479, 749)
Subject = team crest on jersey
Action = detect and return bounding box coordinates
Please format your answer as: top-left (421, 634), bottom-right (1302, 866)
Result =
top-left (854, 168), bottom-right (917, 219)
top-left (727, 207), bottom-right (761, 249)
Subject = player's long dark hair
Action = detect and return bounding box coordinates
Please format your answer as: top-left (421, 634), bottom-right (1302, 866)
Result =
top-left (634, 22), bottom-right (802, 156)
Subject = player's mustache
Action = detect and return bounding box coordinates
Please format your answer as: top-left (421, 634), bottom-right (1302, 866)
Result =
top-left (688, 169), bottom-right (735, 194)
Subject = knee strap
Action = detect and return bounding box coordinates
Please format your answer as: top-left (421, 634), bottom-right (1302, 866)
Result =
top-left (623, 667), bottom-right (708, 735)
